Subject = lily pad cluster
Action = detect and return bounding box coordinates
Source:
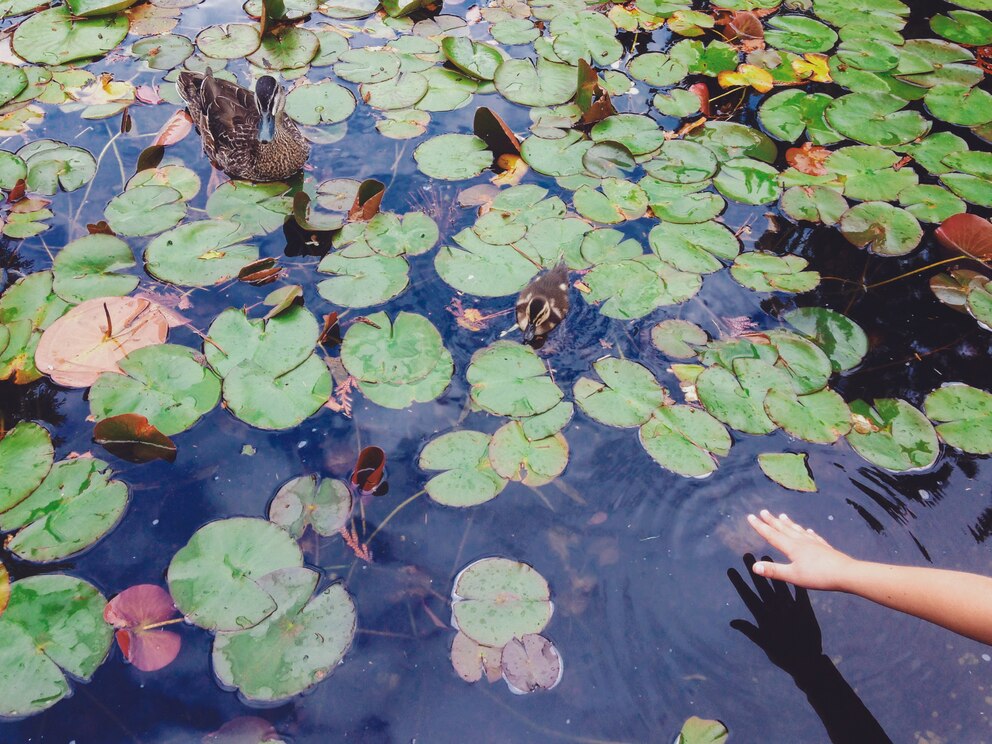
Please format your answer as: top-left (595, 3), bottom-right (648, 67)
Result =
top-left (167, 517), bottom-right (357, 703)
top-left (449, 557), bottom-right (562, 694)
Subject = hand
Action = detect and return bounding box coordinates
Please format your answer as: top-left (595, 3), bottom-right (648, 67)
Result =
top-left (729, 554), bottom-right (823, 674)
top-left (746, 510), bottom-right (857, 592)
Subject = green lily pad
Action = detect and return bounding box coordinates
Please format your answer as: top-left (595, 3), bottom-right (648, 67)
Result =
top-left (127, 165), bottom-right (200, 201)
top-left (0, 150), bottom-right (26, 189)
top-left (550, 11), bottom-right (622, 65)
top-left (697, 360), bottom-right (788, 435)
top-left (416, 68), bottom-right (478, 112)
top-left (898, 185), bottom-right (966, 224)
top-left (574, 357), bottom-right (667, 428)
top-left (451, 557), bottom-right (552, 648)
top-left (206, 305), bottom-right (319, 379)
top-left (0, 421), bottom-right (53, 513)
top-left (758, 90), bottom-right (841, 145)
top-left (441, 36), bottom-right (502, 80)
top-left (824, 146), bottom-right (918, 202)
top-left (930, 10), bottom-right (992, 45)
top-left (644, 140), bottom-right (718, 184)
top-left (89, 344), bottom-right (221, 436)
top-left (268, 475), bottom-right (352, 538)
top-left (0, 575), bottom-right (111, 718)
top-left (628, 52), bottom-right (688, 86)
top-left (467, 341), bottom-right (563, 418)
top-left (521, 131), bottom-right (594, 177)
top-left (145, 221), bottom-right (257, 287)
top-left (591, 114), bottom-right (666, 157)
top-left (642, 179), bottom-right (725, 224)
top-left (825, 93), bottom-right (931, 147)
top-left (196, 23), bottom-right (261, 59)
top-left (731, 252), bottom-right (819, 293)
top-left (414, 134), bottom-right (492, 180)
top-left (51, 234), bottom-right (136, 305)
top-left (0, 64), bottom-right (27, 108)
top-left (781, 186), bottom-right (848, 225)
top-left (847, 398), bottom-right (939, 472)
top-left (650, 219), bottom-right (740, 274)
top-left (0, 271), bottom-right (70, 384)
top-left (335, 48), bottom-right (401, 84)
top-left (18, 139), bottom-right (96, 195)
top-left (651, 319), bottom-right (707, 358)
top-left (12, 7), bottom-right (128, 65)
top-left (839, 202), bottom-right (923, 257)
top-left (639, 405), bottom-right (731, 478)
top-left (764, 387), bottom-right (852, 443)
top-left (924, 383), bottom-right (992, 454)
top-left (521, 400), bottom-right (574, 440)
top-left (677, 717), bottom-right (729, 744)
top-left (765, 15), bottom-right (837, 53)
top-left (420, 431), bottom-right (507, 507)
top-left (435, 228), bottom-right (539, 297)
top-left (206, 180), bottom-right (293, 236)
top-left (222, 354), bottom-right (331, 430)
top-left (246, 25), bottom-right (318, 70)
top-left (493, 57), bottom-right (577, 107)
top-left (584, 254), bottom-right (702, 318)
top-left (132, 34), bottom-right (194, 70)
top-left (212, 568), bottom-right (356, 703)
top-left (488, 422), bottom-right (568, 487)
top-left (317, 245), bottom-right (409, 307)
top-left (758, 452), bottom-right (816, 492)
top-left (0, 455), bottom-right (128, 562)
top-left (783, 307), bottom-right (867, 373)
top-left (925, 84), bottom-right (992, 127)
top-left (653, 89), bottom-right (703, 118)
top-left (686, 121), bottom-right (777, 163)
top-left (105, 185), bottom-right (187, 237)
top-left (285, 81), bottom-right (356, 125)
top-left (167, 517), bottom-right (304, 631)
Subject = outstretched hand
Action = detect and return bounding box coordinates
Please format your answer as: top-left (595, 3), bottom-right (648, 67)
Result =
top-left (746, 510), bottom-right (856, 592)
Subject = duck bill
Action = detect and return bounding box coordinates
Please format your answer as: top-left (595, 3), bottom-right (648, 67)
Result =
top-left (258, 112), bottom-right (275, 143)
top-left (522, 325), bottom-right (537, 343)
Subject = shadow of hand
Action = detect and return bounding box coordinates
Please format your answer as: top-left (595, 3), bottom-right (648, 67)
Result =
top-left (728, 553), bottom-right (823, 675)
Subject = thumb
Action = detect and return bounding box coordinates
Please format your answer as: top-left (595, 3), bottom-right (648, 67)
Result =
top-left (752, 559), bottom-right (797, 584)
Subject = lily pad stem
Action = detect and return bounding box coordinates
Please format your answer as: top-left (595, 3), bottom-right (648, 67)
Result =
top-left (366, 489), bottom-right (426, 545)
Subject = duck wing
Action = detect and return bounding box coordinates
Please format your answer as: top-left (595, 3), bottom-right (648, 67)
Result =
top-left (200, 72), bottom-right (259, 152)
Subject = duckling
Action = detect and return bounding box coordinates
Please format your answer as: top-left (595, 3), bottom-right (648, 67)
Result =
top-left (516, 260), bottom-right (570, 344)
top-left (176, 70), bottom-right (309, 182)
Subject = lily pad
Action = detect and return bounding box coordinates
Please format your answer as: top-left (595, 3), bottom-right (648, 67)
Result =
top-left (285, 81), bottom-right (356, 125)
top-left (0, 456), bottom-right (128, 562)
top-left (651, 319), bottom-right (707, 358)
top-left (493, 57), bottom-right (577, 107)
top-left (839, 202), bottom-right (923, 257)
top-left (18, 139), bottom-right (96, 195)
top-left (573, 357), bottom-right (667, 427)
top-left (167, 517), bottom-right (304, 631)
top-left (414, 134), bottom-right (492, 180)
top-left (451, 557), bottom-right (552, 648)
top-left (784, 307), bottom-right (868, 372)
top-left (89, 344), bottom-right (221, 436)
top-left (317, 245), bottom-right (409, 308)
top-left (195, 23), bottom-right (261, 59)
top-left (206, 180), bottom-right (293, 236)
top-left (435, 228), bottom-right (539, 297)
top-left (781, 186), bottom-right (848, 225)
top-left (638, 405), bottom-right (731, 478)
top-left (924, 383), bottom-right (992, 454)
top-left (925, 84), bottom-right (992, 127)
top-left (826, 93), bottom-right (931, 147)
top-left (764, 387), bottom-right (852, 443)
top-left (0, 575), bottom-right (111, 718)
top-left (105, 185), bottom-right (187, 237)
top-left (420, 431), bottom-right (507, 507)
top-left (650, 221), bottom-right (739, 274)
top-left (246, 25), bottom-right (318, 70)
top-left (847, 398), bottom-right (939, 472)
top-left (488, 422), bottom-right (568, 487)
top-left (0, 421), bottom-right (54, 513)
top-left (212, 568), bottom-right (356, 703)
top-left (591, 114), bottom-right (666, 157)
top-left (12, 7), bottom-right (128, 65)
top-left (468, 341), bottom-right (562, 418)
top-left (757, 452), bottom-right (816, 492)
top-left (145, 221), bottom-right (257, 287)
top-left (442, 36), bottom-right (502, 80)
top-left (731, 252), bottom-right (820, 293)
top-left (696, 361), bottom-right (787, 435)
top-left (758, 90), bottom-right (840, 145)
top-left (268, 475), bottom-right (352, 538)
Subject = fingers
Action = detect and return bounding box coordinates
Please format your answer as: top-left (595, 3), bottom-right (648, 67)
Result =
top-left (746, 511), bottom-right (796, 554)
top-left (728, 566), bottom-right (763, 619)
top-left (729, 618), bottom-right (761, 645)
top-left (752, 558), bottom-right (797, 585)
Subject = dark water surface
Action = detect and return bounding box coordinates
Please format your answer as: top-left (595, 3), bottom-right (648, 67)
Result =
top-left (3, 0), bottom-right (992, 741)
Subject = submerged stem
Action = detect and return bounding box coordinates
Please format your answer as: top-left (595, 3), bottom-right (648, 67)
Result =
top-left (863, 256), bottom-right (986, 291)
top-left (366, 490), bottom-right (426, 545)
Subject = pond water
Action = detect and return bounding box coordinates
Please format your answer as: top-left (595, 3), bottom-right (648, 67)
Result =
top-left (2, 0), bottom-right (992, 741)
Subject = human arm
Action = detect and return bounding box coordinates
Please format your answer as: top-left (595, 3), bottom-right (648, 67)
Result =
top-left (747, 510), bottom-right (992, 646)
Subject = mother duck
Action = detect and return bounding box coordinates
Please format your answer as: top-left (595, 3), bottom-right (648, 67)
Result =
top-left (177, 70), bottom-right (309, 182)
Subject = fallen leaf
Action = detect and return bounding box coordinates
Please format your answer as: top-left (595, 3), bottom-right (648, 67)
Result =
top-left (786, 142), bottom-right (831, 176)
top-left (936, 213), bottom-right (992, 261)
top-left (93, 414), bottom-right (177, 464)
top-left (718, 64), bottom-right (774, 93)
top-left (352, 446), bottom-right (388, 500)
top-left (501, 634), bottom-right (562, 694)
top-left (152, 109), bottom-right (193, 147)
top-left (104, 584), bottom-right (181, 672)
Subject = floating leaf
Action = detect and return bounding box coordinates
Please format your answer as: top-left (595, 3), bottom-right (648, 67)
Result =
top-left (317, 246), bottom-right (409, 308)
top-left (450, 630), bottom-right (502, 683)
top-left (731, 252), bottom-right (819, 293)
top-left (678, 716), bottom-right (729, 744)
top-left (12, 7), bottom-right (128, 65)
top-left (195, 23), bottom-right (261, 59)
top-left (493, 57), bottom-right (577, 107)
top-left (764, 388), bottom-right (851, 443)
top-left (105, 185), bottom-right (187, 237)
top-left (651, 319), bottom-right (707, 358)
top-left (488, 422), bottom-right (568, 487)
top-left (784, 307), bottom-right (867, 373)
top-left (924, 383), bottom-right (992, 455)
top-left (935, 212), bottom-right (992, 261)
top-left (442, 36), bottom-right (502, 81)
top-left (757, 452), bottom-right (816, 492)
top-left (212, 567), bottom-right (356, 703)
top-left (696, 360), bottom-right (787, 435)
top-left (414, 134), bottom-right (492, 180)
top-left (104, 585), bottom-right (181, 672)
top-left (639, 404), bottom-right (731, 478)
top-left (89, 344), bottom-right (221, 436)
top-left (839, 202), bottom-right (923, 257)
top-left (574, 357), bottom-right (667, 427)
top-left (468, 341), bottom-right (563, 418)
top-left (285, 81), bottom-right (356, 125)
top-left (36, 296), bottom-right (169, 388)
top-left (0, 455), bottom-right (129, 561)
top-left (718, 64), bottom-right (774, 92)
top-left (847, 399), bottom-right (939, 472)
top-left (0, 575), bottom-right (111, 717)
top-left (420, 431), bottom-right (507, 507)
top-left (0, 421), bottom-right (53, 513)
top-left (826, 93), bottom-right (931, 147)
top-left (145, 221), bottom-right (257, 287)
top-left (18, 139), bottom-right (97, 195)
top-left (451, 557), bottom-right (552, 648)
top-left (926, 84), bottom-right (992, 127)
top-left (93, 413), bottom-right (177, 464)
top-left (501, 634), bottom-right (562, 694)
top-left (167, 517), bottom-right (304, 631)
top-left (268, 475), bottom-right (352, 537)
top-left (206, 180), bottom-right (292, 236)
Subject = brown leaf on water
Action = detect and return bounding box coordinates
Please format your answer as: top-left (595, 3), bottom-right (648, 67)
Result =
top-left (501, 634), bottom-right (562, 693)
top-left (451, 631), bottom-right (502, 684)
top-left (238, 257), bottom-right (282, 285)
top-left (152, 109), bottom-right (193, 147)
top-left (35, 296), bottom-right (169, 388)
top-left (785, 142), bottom-right (831, 176)
top-left (936, 213), bottom-right (992, 261)
top-left (93, 413), bottom-right (177, 464)
top-left (474, 107), bottom-right (520, 161)
top-left (6, 178), bottom-right (25, 203)
top-left (318, 312), bottom-right (341, 348)
top-left (348, 179), bottom-right (385, 222)
top-left (87, 220), bottom-right (115, 235)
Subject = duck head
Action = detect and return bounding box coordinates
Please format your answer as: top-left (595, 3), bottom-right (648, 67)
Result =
top-left (255, 75), bottom-right (285, 144)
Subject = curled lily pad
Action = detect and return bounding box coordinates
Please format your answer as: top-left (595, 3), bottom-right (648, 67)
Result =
top-left (89, 344), bottom-right (221, 436)
top-left (839, 202), bottom-right (923, 257)
top-left (488, 422), bottom-right (568, 487)
top-left (451, 557), bottom-right (552, 648)
top-left (0, 455), bottom-right (128, 562)
top-left (757, 452), bottom-right (816, 492)
top-left (924, 383), bottom-right (992, 455)
top-left (847, 399), bottom-right (939, 472)
top-left (414, 134), bottom-right (492, 180)
top-left (12, 7), bottom-right (128, 65)
top-left (145, 221), bottom-right (257, 287)
top-left (468, 341), bottom-right (562, 417)
top-left (212, 568), bottom-right (356, 703)
top-left (442, 36), bottom-right (502, 80)
top-left (420, 431), bottom-right (507, 507)
top-left (0, 575), bottom-right (112, 718)
top-left (573, 357), bottom-right (667, 427)
top-left (167, 517), bottom-right (304, 631)
top-left (638, 405), bottom-right (731, 478)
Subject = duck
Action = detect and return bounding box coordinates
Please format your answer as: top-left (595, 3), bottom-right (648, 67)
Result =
top-left (516, 260), bottom-right (570, 344)
top-left (176, 69), bottom-right (309, 182)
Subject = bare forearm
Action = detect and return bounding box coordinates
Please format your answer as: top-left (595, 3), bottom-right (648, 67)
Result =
top-left (838, 560), bottom-right (992, 646)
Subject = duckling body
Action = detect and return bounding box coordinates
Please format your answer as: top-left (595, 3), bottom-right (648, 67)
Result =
top-left (177, 70), bottom-right (309, 182)
top-left (516, 260), bottom-right (569, 344)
